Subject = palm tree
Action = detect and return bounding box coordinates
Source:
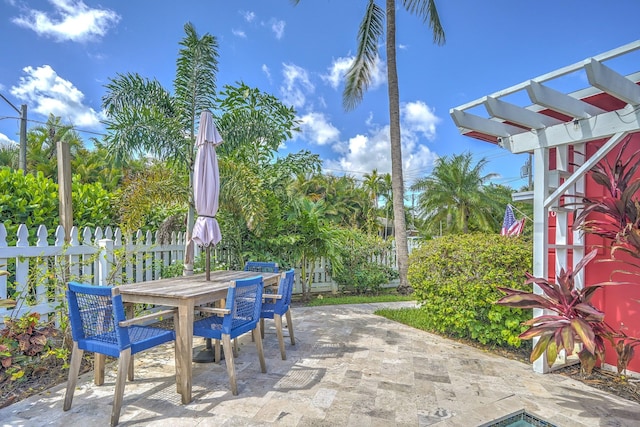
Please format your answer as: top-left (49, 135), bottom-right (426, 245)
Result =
top-left (0, 142), bottom-right (18, 169)
top-left (410, 152), bottom-right (499, 234)
top-left (292, 0), bottom-right (445, 293)
top-left (102, 22), bottom-right (219, 273)
top-left (286, 197), bottom-right (345, 301)
top-left (26, 114), bottom-right (82, 179)
top-left (363, 169), bottom-right (383, 209)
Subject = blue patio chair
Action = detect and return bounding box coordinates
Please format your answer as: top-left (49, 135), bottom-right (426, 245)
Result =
top-left (260, 268), bottom-right (296, 360)
top-left (244, 261), bottom-right (279, 273)
top-left (193, 275), bottom-right (266, 395)
top-left (63, 282), bottom-right (176, 427)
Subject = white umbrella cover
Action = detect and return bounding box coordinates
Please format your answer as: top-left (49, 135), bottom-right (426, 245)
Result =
top-left (192, 110), bottom-right (223, 248)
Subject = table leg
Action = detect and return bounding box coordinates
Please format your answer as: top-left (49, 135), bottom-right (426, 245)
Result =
top-left (175, 301), bottom-right (194, 404)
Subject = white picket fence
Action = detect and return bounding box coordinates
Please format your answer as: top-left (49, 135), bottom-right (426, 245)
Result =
top-left (0, 223), bottom-right (186, 323)
top-left (0, 223), bottom-right (418, 324)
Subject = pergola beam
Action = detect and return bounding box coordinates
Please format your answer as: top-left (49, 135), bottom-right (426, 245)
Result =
top-left (450, 108), bottom-right (525, 141)
top-left (452, 40), bottom-right (640, 112)
top-left (507, 104), bottom-right (640, 153)
top-left (484, 96), bottom-right (563, 129)
top-left (586, 58), bottom-right (640, 106)
top-left (526, 81), bottom-right (605, 119)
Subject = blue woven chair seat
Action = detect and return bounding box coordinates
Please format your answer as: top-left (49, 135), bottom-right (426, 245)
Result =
top-left (193, 275), bottom-right (266, 395)
top-left (78, 326), bottom-right (173, 358)
top-left (260, 303), bottom-right (277, 319)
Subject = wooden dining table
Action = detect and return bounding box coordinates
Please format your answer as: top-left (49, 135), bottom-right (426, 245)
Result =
top-left (118, 270), bottom-right (281, 404)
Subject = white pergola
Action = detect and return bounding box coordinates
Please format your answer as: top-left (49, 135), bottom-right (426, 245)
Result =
top-left (450, 40), bottom-right (640, 373)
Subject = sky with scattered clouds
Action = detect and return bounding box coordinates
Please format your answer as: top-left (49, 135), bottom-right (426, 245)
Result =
top-left (1, 0), bottom-right (640, 189)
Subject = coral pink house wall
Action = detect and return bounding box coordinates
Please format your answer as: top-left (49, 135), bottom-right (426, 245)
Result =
top-left (547, 134), bottom-right (640, 373)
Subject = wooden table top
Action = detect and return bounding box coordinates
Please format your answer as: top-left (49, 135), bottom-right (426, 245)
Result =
top-left (118, 270), bottom-right (281, 300)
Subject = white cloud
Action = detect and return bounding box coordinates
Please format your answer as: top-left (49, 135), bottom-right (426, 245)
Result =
top-left (402, 100), bottom-right (440, 140)
top-left (280, 63), bottom-right (314, 109)
top-left (262, 64), bottom-right (271, 82)
top-left (243, 11), bottom-right (256, 23)
top-left (0, 133), bottom-right (17, 145)
top-left (321, 55), bottom-right (386, 91)
top-left (11, 0), bottom-right (120, 42)
top-left (324, 102), bottom-right (440, 178)
top-left (11, 65), bottom-right (103, 128)
top-left (297, 112), bottom-right (340, 146)
top-left (321, 56), bottom-right (353, 90)
top-left (271, 19), bottom-right (285, 39)
top-left (232, 29), bottom-right (246, 38)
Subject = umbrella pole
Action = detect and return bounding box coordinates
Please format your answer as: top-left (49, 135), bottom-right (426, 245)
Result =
top-left (194, 245), bottom-right (216, 362)
top-left (205, 246), bottom-right (211, 281)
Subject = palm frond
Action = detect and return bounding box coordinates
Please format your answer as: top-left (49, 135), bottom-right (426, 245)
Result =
top-left (402, 0), bottom-right (446, 45)
top-left (343, 0), bottom-right (384, 111)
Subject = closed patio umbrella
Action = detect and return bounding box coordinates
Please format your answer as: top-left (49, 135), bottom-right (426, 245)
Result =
top-left (191, 110), bottom-right (223, 280)
top-left (191, 110), bottom-right (223, 363)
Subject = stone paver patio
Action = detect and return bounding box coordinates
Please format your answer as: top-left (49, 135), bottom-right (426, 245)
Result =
top-left (1, 302), bottom-right (638, 426)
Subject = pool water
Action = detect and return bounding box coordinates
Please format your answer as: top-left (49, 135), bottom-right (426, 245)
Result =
top-left (480, 410), bottom-right (557, 427)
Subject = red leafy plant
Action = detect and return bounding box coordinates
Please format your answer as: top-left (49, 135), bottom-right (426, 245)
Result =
top-left (573, 137), bottom-right (640, 266)
top-left (499, 139), bottom-right (640, 377)
top-left (496, 249), bottom-right (622, 376)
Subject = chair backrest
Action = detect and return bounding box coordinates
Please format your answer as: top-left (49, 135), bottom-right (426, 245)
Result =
top-left (222, 276), bottom-right (264, 336)
top-left (66, 281), bottom-right (130, 351)
top-left (276, 268), bottom-right (295, 312)
top-left (244, 261), bottom-right (279, 273)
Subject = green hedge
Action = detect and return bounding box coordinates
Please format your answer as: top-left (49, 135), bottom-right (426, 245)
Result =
top-left (0, 168), bottom-right (116, 244)
top-left (408, 233), bottom-right (532, 348)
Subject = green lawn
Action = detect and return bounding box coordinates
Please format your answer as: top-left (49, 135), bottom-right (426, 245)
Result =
top-left (302, 292), bottom-right (415, 307)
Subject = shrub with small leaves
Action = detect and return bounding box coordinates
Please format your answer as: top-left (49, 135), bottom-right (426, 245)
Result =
top-left (408, 233), bottom-right (532, 348)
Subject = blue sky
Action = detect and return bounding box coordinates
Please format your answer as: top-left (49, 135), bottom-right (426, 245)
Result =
top-left (1, 0), bottom-right (640, 190)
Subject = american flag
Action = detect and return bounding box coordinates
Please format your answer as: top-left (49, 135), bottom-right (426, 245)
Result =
top-left (501, 205), bottom-right (525, 236)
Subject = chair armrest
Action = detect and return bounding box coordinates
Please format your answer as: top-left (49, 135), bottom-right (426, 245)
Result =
top-left (263, 294), bottom-right (283, 300)
top-left (119, 309), bottom-right (176, 327)
top-left (196, 306), bottom-right (231, 315)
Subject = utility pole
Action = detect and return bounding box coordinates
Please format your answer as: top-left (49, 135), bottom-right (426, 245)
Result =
top-left (0, 93), bottom-right (27, 175)
top-left (19, 104), bottom-right (27, 174)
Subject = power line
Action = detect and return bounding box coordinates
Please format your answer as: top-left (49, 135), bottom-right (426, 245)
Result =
top-left (0, 115), bottom-right (106, 137)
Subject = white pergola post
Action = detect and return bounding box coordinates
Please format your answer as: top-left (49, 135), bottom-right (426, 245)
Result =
top-left (532, 146), bottom-right (549, 373)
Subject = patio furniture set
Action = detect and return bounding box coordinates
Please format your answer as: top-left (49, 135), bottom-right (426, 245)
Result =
top-left (62, 261), bottom-right (295, 426)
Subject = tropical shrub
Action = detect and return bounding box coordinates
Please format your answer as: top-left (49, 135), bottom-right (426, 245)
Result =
top-left (409, 233), bottom-right (532, 347)
top-left (573, 137), bottom-right (640, 270)
top-left (0, 168), bottom-right (117, 244)
top-left (496, 249), bottom-right (640, 376)
top-left (0, 169), bottom-right (59, 244)
top-left (331, 230), bottom-right (397, 294)
top-left (71, 175), bottom-right (116, 229)
top-left (496, 250), bottom-right (614, 374)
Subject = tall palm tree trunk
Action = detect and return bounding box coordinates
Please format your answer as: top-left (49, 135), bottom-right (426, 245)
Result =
top-left (386, 0), bottom-right (411, 294)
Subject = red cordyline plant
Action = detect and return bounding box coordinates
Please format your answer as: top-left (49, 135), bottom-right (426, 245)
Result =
top-left (573, 136), bottom-right (640, 265)
top-left (573, 138), bottom-right (640, 375)
top-left (496, 249), bottom-right (620, 375)
top-left (498, 138), bottom-right (640, 377)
